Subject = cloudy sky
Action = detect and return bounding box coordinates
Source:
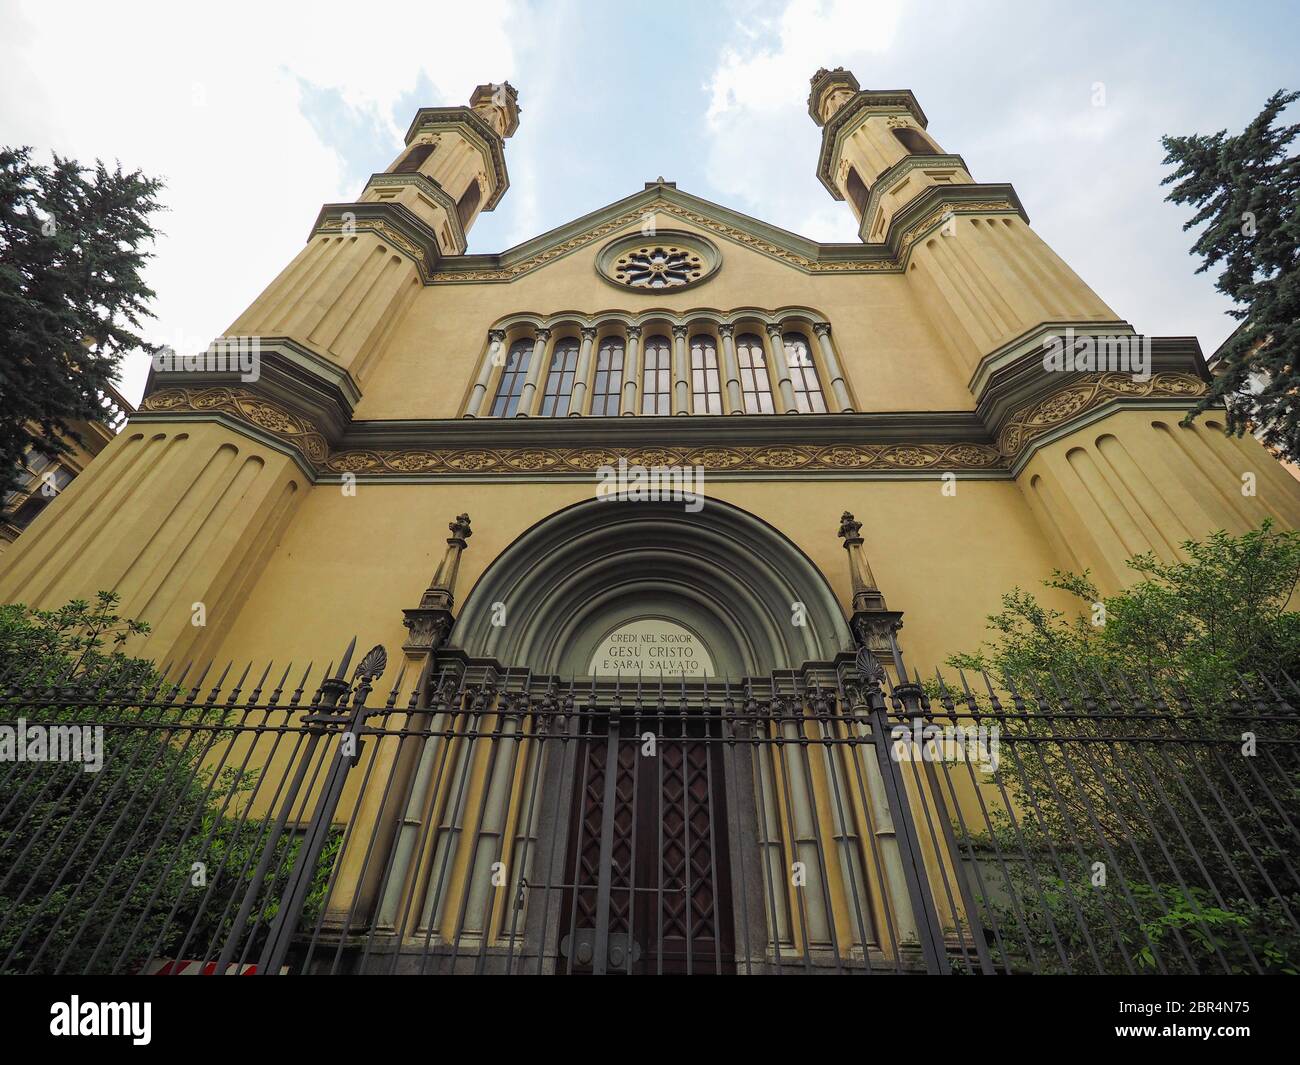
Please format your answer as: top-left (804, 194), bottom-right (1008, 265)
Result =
top-left (2, 0), bottom-right (1296, 404)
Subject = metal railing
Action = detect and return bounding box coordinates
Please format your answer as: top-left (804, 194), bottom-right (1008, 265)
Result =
top-left (1, 641), bottom-right (1296, 975)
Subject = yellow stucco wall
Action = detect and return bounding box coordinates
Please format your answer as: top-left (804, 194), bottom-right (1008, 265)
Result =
top-left (355, 211), bottom-right (974, 420)
top-left (0, 462), bottom-right (1071, 681)
top-left (5, 120), bottom-right (1300, 679)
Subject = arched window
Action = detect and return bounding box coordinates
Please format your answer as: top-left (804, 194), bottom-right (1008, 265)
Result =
top-left (891, 127), bottom-right (938, 156)
top-left (690, 334), bottom-right (722, 414)
top-left (457, 180), bottom-right (482, 228)
top-left (784, 332), bottom-right (826, 413)
top-left (540, 337), bottom-right (580, 416)
top-left (641, 335), bottom-right (671, 415)
top-left (393, 143), bottom-right (435, 174)
top-left (591, 336), bottom-right (624, 416)
top-left (736, 333), bottom-right (774, 414)
top-left (846, 166), bottom-right (870, 216)
top-left (490, 339), bottom-right (532, 417)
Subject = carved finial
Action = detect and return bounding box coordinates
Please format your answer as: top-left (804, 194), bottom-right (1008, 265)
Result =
top-left (837, 510), bottom-right (863, 545)
top-left (405, 512), bottom-right (474, 653)
top-left (837, 510), bottom-right (886, 613)
top-left (470, 82), bottom-right (521, 138)
top-left (808, 67), bottom-right (860, 126)
top-left (448, 513), bottom-right (472, 543)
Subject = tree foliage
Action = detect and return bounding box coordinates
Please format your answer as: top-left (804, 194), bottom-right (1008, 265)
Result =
top-left (949, 520), bottom-right (1300, 704)
top-left (945, 524), bottom-right (1300, 973)
top-left (0, 147), bottom-right (163, 495)
top-left (1161, 90), bottom-right (1300, 460)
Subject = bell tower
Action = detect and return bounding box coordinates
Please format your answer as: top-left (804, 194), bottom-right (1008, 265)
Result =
top-left (226, 80), bottom-right (520, 383)
top-left (809, 67), bottom-right (968, 243)
top-left (361, 81), bottom-right (521, 255)
top-left (809, 65), bottom-right (1121, 386)
top-left (1, 80), bottom-right (523, 667)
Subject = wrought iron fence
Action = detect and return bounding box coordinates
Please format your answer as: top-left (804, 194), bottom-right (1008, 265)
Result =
top-left (1, 640), bottom-right (1297, 975)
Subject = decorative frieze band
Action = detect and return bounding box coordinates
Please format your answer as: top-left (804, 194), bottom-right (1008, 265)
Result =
top-left (141, 387), bottom-right (329, 463)
top-left (324, 441), bottom-right (1005, 476)
top-left (138, 371), bottom-right (1210, 482)
top-left (427, 196), bottom-right (1020, 284)
top-left (139, 387), bottom-right (1002, 476)
top-left (997, 371), bottom-right (1208, 458)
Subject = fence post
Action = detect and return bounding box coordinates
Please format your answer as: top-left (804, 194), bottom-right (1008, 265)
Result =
top-left (251, 642), bottom-right (388, 975)
top-left (837, 511), bottom-right (950, 972)
top-left (855, 647), bottom-right (950, 973)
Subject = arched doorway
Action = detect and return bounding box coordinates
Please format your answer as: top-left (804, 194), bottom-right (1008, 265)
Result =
top-left (451, 496), bottom-right (853, 676)
top-left (438, 498), bottom-right (854, 973)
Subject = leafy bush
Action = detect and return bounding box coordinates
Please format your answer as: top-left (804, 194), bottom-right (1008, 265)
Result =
top-left (944, 524), bottom-right (1300, 973)
top-left (0, 593), bottom-right (333, 974)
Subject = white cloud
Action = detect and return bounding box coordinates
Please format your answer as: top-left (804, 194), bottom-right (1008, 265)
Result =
top-left (703, 0), bottom-right (904, 241)
top-left (698, 0), bottom-right (1246, 354)
top-left (0, 0), bottom-right (518, 404)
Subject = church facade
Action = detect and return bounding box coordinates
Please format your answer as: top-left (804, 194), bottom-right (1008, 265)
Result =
top-left (5, 71), bottom-right (1299, 974)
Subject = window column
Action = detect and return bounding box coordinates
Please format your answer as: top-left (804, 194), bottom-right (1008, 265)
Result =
top-left (813, 322), bottom-right (853, 412)
top-left (516, 327), bottom-right (551, 416)
top-left (568, 326), bottom-right (597, 415)
top-left (718, 324), bottom-right (743, 413)
top-left (621, 325), bottom-right (641, 415)
top-left (671, 325), bottom-right (689, 415)
top-left (764, 322), bottom-right (797, 412)
top-left (466, 329), bottom-right (506, 416)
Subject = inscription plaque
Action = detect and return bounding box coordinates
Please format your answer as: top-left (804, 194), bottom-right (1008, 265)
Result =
top-left (587, 619), bottom-right (716, 677)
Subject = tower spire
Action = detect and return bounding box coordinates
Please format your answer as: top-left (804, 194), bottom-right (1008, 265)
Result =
top-left (808, 67), bottom-right (944, 241)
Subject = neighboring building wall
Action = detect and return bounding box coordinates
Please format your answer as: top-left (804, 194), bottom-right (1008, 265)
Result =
top-left (0, 384), bottom-right (132, 557)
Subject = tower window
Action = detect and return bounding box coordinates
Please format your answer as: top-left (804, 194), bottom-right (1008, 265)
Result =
top-left (591, 337), bottom-right (624, 416)
top-left (457, 180), bottom-right (482, 227)
top-left (784, 332), bottom-right (826, 413)
top-left (736, 333), bottom-right (774, 414)
top-left (846, 166), bottom-right (870, 216)
top-left (891, 127), bottom-right (938, 156)
top-left (393, 143), bottom-right (435, 173)
top-left (690, 335), bottom-right (722, 415)
top-left (540, 338), bottom-right (580, 416)
top-left (490, 339), bottom-right (532, 417)
top-left (641, 335), bottom-right (671, 415)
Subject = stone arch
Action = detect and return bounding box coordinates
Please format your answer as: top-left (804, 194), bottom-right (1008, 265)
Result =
top-left (452, 497), bottom-right (852, 676)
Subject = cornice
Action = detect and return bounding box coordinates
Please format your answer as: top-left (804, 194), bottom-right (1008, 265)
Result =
top-left (888, 184), bottom-right (1026, 265)
top-left (975, 332), bottom-right (1209, 450)
top-left (132, 369), bottom-right (1217, 487)
top-left (142, 337), bottom-right (360, 440)
top-left (856, 154), bottom-right (971, 240)
top-left (310, 201), bottom-right (442, 281)
top-left (425, 183), bottom-right (1023, 284)
top-left (135, 387), bottom-right (1006, 479)
top-left (969, 320), bottom-right (1138, 400)
top-left (360, 172), bottom-right (468, 253)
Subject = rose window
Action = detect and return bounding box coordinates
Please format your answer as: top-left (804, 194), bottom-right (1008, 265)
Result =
top-left (596, 230), bottom-right (720, 291)
top-left (612, 246), bottom-right (704, 289)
